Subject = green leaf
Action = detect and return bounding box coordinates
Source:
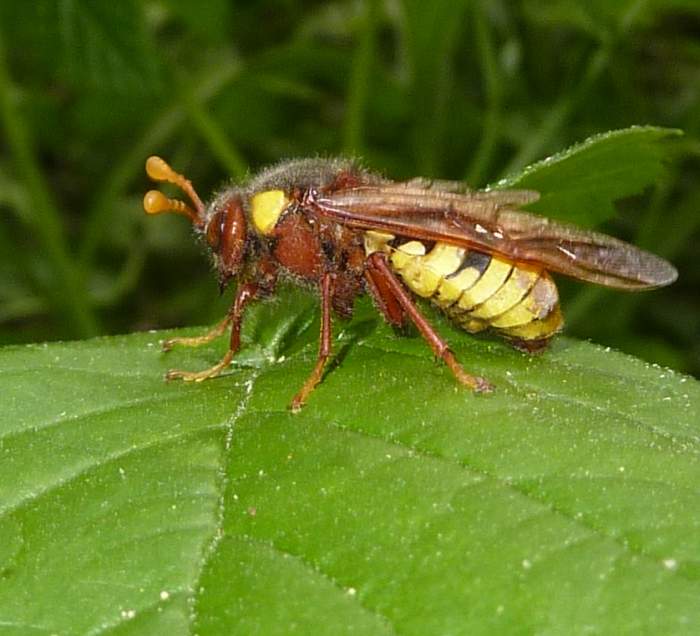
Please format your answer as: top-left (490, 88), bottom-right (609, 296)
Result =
top-left (494, 126), bottom-right (683, 227)
top-left (2, 286), bottom-right (699, 634)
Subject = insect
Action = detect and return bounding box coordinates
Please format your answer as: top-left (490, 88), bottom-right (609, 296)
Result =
top-left (143, 156), bottom-right (677, 410)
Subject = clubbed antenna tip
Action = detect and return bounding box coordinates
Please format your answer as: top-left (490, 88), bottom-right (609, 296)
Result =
top-left (144, 156), bottom-right (205, 226)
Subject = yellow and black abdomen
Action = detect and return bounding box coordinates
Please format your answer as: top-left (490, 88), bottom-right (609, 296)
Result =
top-left (364, 232), bottom-right (563, 348)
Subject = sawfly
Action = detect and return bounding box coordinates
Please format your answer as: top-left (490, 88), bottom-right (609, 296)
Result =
top-left (143, 156), bottom-right (677, 410)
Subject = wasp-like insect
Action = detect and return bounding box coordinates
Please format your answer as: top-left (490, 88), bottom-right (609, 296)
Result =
top-left (143, 156), bottom-right (677, 410)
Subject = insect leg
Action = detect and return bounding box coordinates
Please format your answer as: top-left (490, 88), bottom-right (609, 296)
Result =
top-left (165, 282), bottom-right (258, 382)
top-left (161, 315), bottom-right (232, 352)
top-left (290, 272), bottom-right (334, 412)
top-left (364, 266), bottom-right (407, 329)
top-left (366, 253), bottom-right (493, 393)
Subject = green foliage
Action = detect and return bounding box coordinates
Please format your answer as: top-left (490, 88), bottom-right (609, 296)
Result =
top-left (497, 126), bottom-right (683, 226)
top-left (1, 288), bottom-right (699, 634)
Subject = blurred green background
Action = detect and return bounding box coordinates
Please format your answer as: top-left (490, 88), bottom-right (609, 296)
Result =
top-left (0, 0), bottom-right (698, 377)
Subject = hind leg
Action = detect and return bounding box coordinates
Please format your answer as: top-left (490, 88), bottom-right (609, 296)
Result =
top-left (364, 265), bottom-right (407, 330)
top-left (366, 253), bottom-right (492, 393)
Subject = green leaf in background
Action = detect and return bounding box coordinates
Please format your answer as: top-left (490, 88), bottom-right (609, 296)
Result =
top-left (2, 287), bottom-right (699, 634)
top-left (494, 126), bottom-right (683, 227)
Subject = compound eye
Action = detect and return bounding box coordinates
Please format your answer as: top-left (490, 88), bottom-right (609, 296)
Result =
top-left (250, 190), bottom-right (291, 235)
top-left (206, 210), bottom-right (224, 250)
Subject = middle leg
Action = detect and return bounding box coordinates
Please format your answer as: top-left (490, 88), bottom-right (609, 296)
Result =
top-left (290, 272), bottom-right (334, 412)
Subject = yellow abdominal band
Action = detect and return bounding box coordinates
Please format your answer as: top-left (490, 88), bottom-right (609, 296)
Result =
top-left (364, 232), bottom-right (562, 341)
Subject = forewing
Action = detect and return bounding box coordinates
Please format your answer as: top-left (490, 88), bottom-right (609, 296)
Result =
top-left (401, 177), bottom-right (540, 205)
top-left (314, 184), bottom-right (677, 290)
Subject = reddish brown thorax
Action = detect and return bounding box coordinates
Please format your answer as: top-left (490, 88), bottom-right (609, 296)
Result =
top-left (271, 213), bottom-right (324, 279)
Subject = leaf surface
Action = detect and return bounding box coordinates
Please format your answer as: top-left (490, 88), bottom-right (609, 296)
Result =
top-left (1, 288), bottom-right (699, 634)
top-left (494, 126), bottom-right (683, 226)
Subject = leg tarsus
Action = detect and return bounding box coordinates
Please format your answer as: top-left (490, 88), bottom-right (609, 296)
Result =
top-left (162, 315), bottom-right (231, 352)
top-left (442, 349), bottom-right (493, 393)
top-left (165, 350), bottom-right (234, 382)
top-left (290, 353), bottom-right (329, 412)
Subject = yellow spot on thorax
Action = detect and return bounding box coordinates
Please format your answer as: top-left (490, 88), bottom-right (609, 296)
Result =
top-left (250, 190), bottom-right (291, 235)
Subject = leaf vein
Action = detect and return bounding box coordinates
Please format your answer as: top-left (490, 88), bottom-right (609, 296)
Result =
top-left (228, 532), bottom-right (398, 635)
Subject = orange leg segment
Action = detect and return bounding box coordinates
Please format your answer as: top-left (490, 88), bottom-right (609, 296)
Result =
top-left (165, 282), bottom-right (258, 382)
top-left (290, 272), bottom-right (335, 412)
top-left (364, 266), bottom-right (407, 329)
top-left (162, 315), bottom-right (232, 352)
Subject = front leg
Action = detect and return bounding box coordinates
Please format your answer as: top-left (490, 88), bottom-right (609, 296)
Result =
top-left (165, 282), bottom-right (258, 382)
top-left (161, 315), bottom-right (231, 352)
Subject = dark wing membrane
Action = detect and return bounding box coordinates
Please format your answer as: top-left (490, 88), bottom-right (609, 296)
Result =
top-left (313, 185), bottom-right (678, 290)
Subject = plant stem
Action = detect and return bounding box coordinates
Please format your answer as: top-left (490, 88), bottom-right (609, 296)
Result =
top-left (181, 81), bottom-right (248, 181)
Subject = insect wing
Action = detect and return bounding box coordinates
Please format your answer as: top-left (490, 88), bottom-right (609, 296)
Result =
top-left (313, 184), bottom-right (677, 290)
top-left (400, 178), bottom-right (541, 205)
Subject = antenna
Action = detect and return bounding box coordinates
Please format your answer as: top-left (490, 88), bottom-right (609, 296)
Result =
top-left (143, 156), bottom-right (205, 227)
